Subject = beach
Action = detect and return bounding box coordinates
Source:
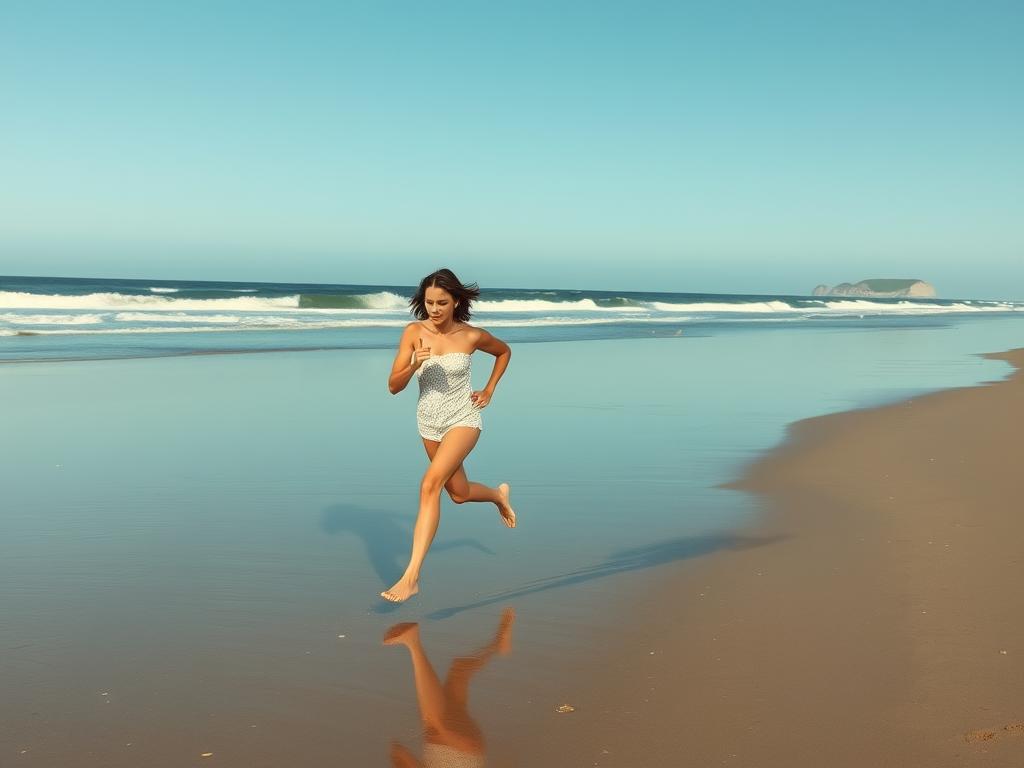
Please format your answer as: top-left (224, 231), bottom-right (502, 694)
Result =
top-left (5, 0), bottom-right (1022, 761)
top-left (528, 349), bottom-right (1024, 767)
top-left (3, 282), bottom-right (1024, 766)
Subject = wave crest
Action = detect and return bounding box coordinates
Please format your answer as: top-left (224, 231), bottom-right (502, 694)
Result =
top-left (298, 291), bottom-right (408, 310)
top-left (0, 312), bottom-right (104, 325)
top-left (0, 291), bottom-right (300, 311)
top-left (475, 298), bottom-right (644, 312)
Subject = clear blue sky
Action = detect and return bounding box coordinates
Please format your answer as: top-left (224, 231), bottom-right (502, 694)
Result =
top-left (1, 0), bottom-right (1021, 298)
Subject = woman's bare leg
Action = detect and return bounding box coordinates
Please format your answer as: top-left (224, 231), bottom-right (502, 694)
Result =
top-left (422, 440), bottom-right (516, 529)
top-left (443, 608), bottom-right (516, 710)
top-left (382, 610), bottom-right (514, 757)
top-left (382, 623), bottom-right (446, 730)
top-left (381, 427), bottom-right (481, 603)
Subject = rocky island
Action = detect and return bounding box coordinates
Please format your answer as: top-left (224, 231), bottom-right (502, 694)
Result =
top-left (812, 279), bottom-right (935, 298)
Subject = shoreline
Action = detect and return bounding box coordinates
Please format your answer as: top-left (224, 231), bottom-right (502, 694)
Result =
top-left (531, 348), bottom-right (1024, 766)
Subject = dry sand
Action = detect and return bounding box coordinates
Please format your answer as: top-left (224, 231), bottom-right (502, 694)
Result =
top-left (531, 348), bottom-right (1024, 767)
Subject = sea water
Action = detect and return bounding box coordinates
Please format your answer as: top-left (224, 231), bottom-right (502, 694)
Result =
top-left (1, 274), bottom-right (1020, 362)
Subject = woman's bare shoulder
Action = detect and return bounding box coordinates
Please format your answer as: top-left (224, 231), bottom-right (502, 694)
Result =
top-left (467, 325), bottom-right (502, 347)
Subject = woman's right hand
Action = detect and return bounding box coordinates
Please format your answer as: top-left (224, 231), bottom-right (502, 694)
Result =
top-left (411, 338), bottom-right (432, 369)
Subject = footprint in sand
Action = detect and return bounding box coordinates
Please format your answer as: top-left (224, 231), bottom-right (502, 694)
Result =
top-left (964, 729), bottom-right (996, 743)
top-left (963, 722), bottom-right (1024, 744)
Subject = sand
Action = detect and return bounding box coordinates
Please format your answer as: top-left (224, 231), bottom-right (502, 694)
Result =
top-left (529, 348), bottom-right (1024, 766)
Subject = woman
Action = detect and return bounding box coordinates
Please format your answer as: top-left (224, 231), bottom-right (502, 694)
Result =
top-left (383, 268), bottom-right (515, 603)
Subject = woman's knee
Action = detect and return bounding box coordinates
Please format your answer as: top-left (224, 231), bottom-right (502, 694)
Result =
top-left (446, 485), bottom-right (469, 504)
top-left (420, 472), bottom-right (446, 496)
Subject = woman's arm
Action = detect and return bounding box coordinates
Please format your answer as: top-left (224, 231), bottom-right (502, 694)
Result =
top-left (470, 329), bottom-right (511, 407)
top-left (388, 323), bottom-right (423, 394)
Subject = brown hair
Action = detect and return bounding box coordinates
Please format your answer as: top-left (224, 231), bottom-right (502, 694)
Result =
top-left (409, 268), bottom-right (480, 322)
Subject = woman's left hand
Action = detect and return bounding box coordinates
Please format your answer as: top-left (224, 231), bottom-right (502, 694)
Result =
top-left (470, 390), bottom-right (492, 408)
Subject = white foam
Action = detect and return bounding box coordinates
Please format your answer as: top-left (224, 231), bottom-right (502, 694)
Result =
top-left (114, 312), bottom-right (369, 327)
top-left (3, 290), bottom-right (1017, 328)
top-left (16, 318), bottom-right (414, 335)
top-left (115, 312), bottom-right (242, 324)
top-left (649, 298), bottom-right (1019, 314)
top-left (475, 298), bottom-right (644, 312)
top-left (148, 287), bottom-right (179, 293)
top-left (649, 300), bottom-right (799, 313)
top-left (482, 315), bottom-right (696, 326)
top-left (0, 312), bottom-right (105, 325)
top-left (6, 315), bottom-right (702, 336)
top-left (13, 303), bottom-right (1021, 337)
top-left (818, 299), bottom-right (1014, 313)
top-left (0, 291), bottom-right (300, 311)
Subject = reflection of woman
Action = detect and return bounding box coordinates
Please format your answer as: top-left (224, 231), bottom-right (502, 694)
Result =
top-left (383, 269), bottom-right (516, 603)
top-left (383, 608), bottom-right (516, 768)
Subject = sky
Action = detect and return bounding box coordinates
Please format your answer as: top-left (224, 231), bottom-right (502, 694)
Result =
top-left (1, 0), bottom-right (1021, 298)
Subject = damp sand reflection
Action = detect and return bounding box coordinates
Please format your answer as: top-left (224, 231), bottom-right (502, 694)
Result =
top-left (382, 608), bottom-right (515, 767)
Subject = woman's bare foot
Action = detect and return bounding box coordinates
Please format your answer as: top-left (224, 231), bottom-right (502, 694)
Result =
top-left (381, 578), bottom-right (420, 603)
top-left (382, 622), bottom-right (420, 646)
top-left (497, 483), bottom-right (516, 528)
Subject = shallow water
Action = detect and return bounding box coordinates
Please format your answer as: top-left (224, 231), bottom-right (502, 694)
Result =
top-left (2, 316), bottom-right (1023, 765)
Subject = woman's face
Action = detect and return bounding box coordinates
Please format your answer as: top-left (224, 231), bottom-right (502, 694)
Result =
top-left (424, 285), bottom-right (457, 326)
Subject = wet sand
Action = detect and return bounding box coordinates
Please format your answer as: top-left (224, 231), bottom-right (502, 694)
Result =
top-left (531, 348), bottom-right (1024, 766)
top-left (6, 339), bottom-right (1024, 766)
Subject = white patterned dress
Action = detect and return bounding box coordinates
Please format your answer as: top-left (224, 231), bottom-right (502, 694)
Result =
top-left (415, 352), bottom-right (483, 441)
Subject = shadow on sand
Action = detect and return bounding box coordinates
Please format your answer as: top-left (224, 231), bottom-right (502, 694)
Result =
top-left (320, 503), bottom-right (496, 613)
top-left (427, 531), bottom-right (785, 620)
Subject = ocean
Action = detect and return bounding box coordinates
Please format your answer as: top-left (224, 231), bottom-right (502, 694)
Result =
top-left (3, 274), bottom-right (1023, 765)
top-left (1, 274), bottom-right (1020, 362)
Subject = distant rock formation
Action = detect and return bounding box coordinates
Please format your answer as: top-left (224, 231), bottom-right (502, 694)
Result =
top-left (812, 279), bottom-right (936, 298)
